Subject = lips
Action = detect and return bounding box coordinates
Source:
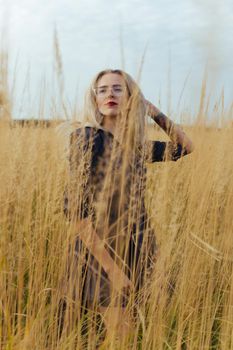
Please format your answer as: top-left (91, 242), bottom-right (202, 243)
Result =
top-left (106, 101), bottom-right (118, 107)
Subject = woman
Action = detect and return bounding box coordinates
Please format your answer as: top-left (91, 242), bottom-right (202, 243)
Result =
top-left (63, 69), bottom-right (193, 339)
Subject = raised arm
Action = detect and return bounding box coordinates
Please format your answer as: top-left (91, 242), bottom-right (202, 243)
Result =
top-left (145, 100), bottom-right (194, 154)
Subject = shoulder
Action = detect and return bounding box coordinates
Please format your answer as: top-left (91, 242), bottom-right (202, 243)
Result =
top-left (70, 127), bottom-right (105, 155)
top-left (71, 126), bottom-right (105, 140)
top-left (71, 126), bottom-right (95, 139)
top-left (71, 127), bottom-right (98, 145)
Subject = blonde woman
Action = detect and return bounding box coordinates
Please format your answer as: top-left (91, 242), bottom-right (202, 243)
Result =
top-left (63, 69), bottom-right (193, 340)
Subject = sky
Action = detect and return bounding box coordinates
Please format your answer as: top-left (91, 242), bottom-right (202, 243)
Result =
top-left (1, 0), bottom-right (233, 121)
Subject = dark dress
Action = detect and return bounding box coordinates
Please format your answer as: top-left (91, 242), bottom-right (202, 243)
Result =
top-left (64, 126), bottom-right (188, 307)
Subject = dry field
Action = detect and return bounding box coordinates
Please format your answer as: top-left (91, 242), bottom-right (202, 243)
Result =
top-left (0, 118), bottom-right (233, 349)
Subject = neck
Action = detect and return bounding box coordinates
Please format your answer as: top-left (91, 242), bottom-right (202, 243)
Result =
top-left (101, 114), bottom-right (126, 144)
top-left (101, 115), bottom-right (116, 136)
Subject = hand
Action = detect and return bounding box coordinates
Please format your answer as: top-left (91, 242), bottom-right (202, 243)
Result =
top-left (144, 99), bottom-right (161, 118)
top-left (107, 262), bottom-right (133, 294)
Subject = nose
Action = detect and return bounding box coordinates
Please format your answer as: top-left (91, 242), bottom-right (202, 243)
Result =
top-left (107, 88), bottom-right (115, 97)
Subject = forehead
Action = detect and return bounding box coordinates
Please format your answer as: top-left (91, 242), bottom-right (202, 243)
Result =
top-left (97, 73), bottom-right (125, 87)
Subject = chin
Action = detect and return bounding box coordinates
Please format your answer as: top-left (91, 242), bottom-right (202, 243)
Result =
top-left (104, 112), bottom-right (118, 118)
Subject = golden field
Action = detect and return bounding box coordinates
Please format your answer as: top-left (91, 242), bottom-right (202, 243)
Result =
top-left (0, 116), bottom-right (232, 349)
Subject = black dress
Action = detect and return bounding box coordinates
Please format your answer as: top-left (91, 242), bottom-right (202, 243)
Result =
top-left (64, 126), bottom-right (188, 307)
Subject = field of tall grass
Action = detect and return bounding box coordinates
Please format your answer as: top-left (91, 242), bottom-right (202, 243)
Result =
top-left (0, 31), bottom-right (233, 347)
top-left (0, 107), bottom-right (232, 349)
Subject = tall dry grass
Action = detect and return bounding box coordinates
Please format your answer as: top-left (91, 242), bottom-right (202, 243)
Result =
top-left (145, 122), bottom-right (233, 349)
top-left (0, 113), bottom-right (232, 349)
top-left (1, 34), bottom-right (233, 348)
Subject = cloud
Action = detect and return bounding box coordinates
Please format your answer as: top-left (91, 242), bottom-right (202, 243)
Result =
top-left (1, 0), bottom-right (232, 118)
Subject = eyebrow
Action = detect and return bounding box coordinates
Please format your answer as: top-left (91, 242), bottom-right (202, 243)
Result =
top-left (97, 84), bottom-right (123, 88)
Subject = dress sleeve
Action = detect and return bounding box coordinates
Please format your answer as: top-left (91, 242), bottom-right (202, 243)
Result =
top-left (64, 127), bottom-right (97, 220)
top-left (145, 141), bottom-right (188, 163)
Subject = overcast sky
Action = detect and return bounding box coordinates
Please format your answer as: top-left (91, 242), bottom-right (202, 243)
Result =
top-left (1, 0), bottom-right (233, 121)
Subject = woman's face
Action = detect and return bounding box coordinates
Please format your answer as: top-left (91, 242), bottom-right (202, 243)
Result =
top-left (94, 73), bottom-right (129, 118)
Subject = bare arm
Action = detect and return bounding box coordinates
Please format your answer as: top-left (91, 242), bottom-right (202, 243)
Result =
top-left (145, 100), bottom-right (194, 154)
top-left (72, 218), bottom-right (132, 292)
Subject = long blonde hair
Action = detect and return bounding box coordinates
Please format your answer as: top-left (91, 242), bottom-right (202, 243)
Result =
top-left (82, 69), bottom-right (147, 149)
